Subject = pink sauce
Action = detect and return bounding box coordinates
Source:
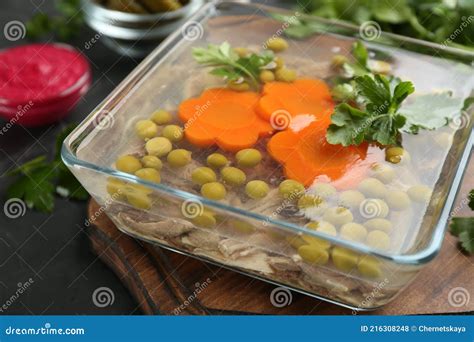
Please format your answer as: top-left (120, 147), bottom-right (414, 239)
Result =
top-left (0, 44), bottom-right (91, 126)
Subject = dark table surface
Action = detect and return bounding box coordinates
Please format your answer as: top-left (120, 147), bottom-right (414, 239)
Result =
top-left (0, 0), bottom-right (292, 315)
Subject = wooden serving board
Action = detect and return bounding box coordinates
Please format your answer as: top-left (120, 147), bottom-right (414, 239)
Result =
top-left (86, 153), bottom-right (474, 315)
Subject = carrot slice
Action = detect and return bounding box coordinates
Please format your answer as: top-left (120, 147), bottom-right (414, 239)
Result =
top-left (268, 121), bottom-right (382, 189)
top-left (258, 79), bottom-right (335, 129)
top-left (216, 128), bottom-right (259, 152)
top-left (184, 121), bottom-right (217, 147)
top-left (178, 88), bottom-right (273, 151)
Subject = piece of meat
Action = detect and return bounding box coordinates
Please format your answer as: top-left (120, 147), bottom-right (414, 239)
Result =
top-left (118, 212), bottom-right (193, 239)
top-left (218, 238), bottom-right (258, 260)
top-left (267, 255), bottom-right (301, 273)
top-left (181, 229), bottom-right (221, 251)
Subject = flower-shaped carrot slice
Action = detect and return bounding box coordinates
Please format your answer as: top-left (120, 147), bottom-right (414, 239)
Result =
top-left (257, 79), bottom-right (335, 129)
top-left (268, 121), bottom-right (383, 189)
top-left (179, 88), bottom-right (273, 152)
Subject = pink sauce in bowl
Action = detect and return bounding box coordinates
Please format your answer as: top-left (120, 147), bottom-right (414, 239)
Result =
top-left (0, 44), bottom-right (91, 126)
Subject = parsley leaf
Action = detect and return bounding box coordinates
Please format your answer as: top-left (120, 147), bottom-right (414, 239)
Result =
top-left (400, 92), bottom-right (465, 133)
top-left (6, 161), bottom-right (56, 213)
top-left (356, 74), bottom-right (391, 109)
top-left (326, 103), bottom-right (369, 146)
top-left (5, 124), bottom-right (87, 213)
top-left (193, 42), bottom-right (275, 87)
top-left (326, 74), bottom-right (414, 146)
top-left (450, 217), bottom-right (474, 254)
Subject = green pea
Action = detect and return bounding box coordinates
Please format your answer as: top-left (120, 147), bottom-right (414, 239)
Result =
top-left (298, 245), bottom-right (329, 265)
top-left (191, 167), bottom-right (217, 186)
top-left (298, 195), bottom-right (324, 209)
top-left (221, 167), bottom-right (246, 186)
top-left (162, 125), bottom-right (183, 142)
top-left (385, 146), bottom-right (404, 159)
top-left (145, 137), bottom-right (172, 157)
top-left (275, 68), bottom-right (296, 82)
top-left (259, 70), bottom-right (275, 83)
top-left (364, 218), bottom-right (392, 233)
top-left (331, 247), bottom-right (359, 272)
top-left (126, 188), bottom-right (152, 210)
top-left (302, 221), bottom-right (336, 250)
top-left (371, 163), bottom-right (396, 184)
top-left (278, 179), bottom-right (305, 199)
top-left (201, 182), bottom-right (226, 200)
top-left (207, 153), bottom-right (228, 169)
top-left (135, 119), bottom-right (158, 139)
top-left (340, 222), bottom-right (367, 242)
top-left (167, 149), bottom-right (192, 167)
top-left (286, 235), bottom-right (307, 249)
top-left (366, 230), bottom-right (391, 250)
top-left (116, 155), bottom-right (142, 174)
top-left (310, 183), bottom-right (337, 198)
top-left (314, 221), bottom-right (337, 236)
top-left (106, 178), bottom-right (126, 198)
top-left (385, 190), bottom-right (411, 211)
top-left (322, 207), bottom-right (353, 226)
top-left (227, 80), bottom-right (250, 92)
top-left (265, 37), bottom-right (289, 52)
top-left (192, 210), bottom-right (216, 228)
top-left (235, 148), bottom-right (262, 168)
top-left (135, 168), bottom-right (161, 183)
top-left (407, 185), bottom-right (432, 203)
top-left (151, 109), bottom-right (172, 125)
top-left (331, 54), bottom-right (348, 68)
top-left (385, 146), bottom-right (410, 164)
top-left (338, 190), bottom-right (365, 208)
top-left (245, 180), bottom-right (269, 199)
top-left (234, 47), bottom-right (250, 57)
top-left (230, 219), bottom-right (255, 234)
top-left (274, 57), bottom-right (284, 69)
top-left (124, 183), bottom-right (153, 196)
top-left (358, 177), bottom-right (387, 198)
top-left (358, 256), bottom-right (382, 278)
top-left (141, 155), bottom-right (162, 170)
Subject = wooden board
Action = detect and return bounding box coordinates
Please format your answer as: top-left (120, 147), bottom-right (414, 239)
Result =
top-left (86, 153), bottom-right (474, 315)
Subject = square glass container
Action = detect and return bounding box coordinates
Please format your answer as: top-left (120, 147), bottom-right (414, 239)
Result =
top-left (62, 1), bottom-right (474, 310)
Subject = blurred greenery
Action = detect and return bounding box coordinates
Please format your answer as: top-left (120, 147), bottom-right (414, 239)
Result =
top-left (296, 0), bottom-right (474, 51)
top-left (26, 0), bottom-right (83, 41)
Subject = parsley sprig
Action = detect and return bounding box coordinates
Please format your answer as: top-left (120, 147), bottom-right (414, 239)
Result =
top-left (192, 42), bottom-right (275, 87)
top-left (327, 41), bottom-right (466, 147)
top-left (326, 74), bottom-right (414, 146)
top-left (5, 125), bottom-right (88, 213)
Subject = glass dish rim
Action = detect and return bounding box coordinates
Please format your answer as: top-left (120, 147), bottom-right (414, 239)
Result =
top-left (62, 0), bottom-right (474, 266)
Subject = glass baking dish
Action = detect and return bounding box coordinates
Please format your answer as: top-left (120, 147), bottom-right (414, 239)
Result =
top-left (62, 1), bottom-right (474, 310)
